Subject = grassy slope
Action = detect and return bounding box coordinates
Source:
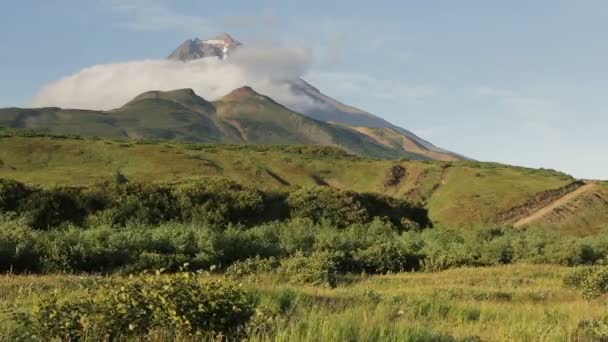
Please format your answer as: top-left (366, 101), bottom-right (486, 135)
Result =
top-left (0, 265), bottom-right (602, 341)
top-left (534, 184), bottom-right (608, 236)
top-left (428, 162), bottom-right (573, 226)
top-left (0, 133), bottom-right (591, 230)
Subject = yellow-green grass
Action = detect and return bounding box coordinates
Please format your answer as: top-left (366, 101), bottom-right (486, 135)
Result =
top-left (428, 163), bottom-right (573, 226)
top-left (0, 265), bottom-right (604, 341)
top-left (0, 135), bottom-right (582, 229)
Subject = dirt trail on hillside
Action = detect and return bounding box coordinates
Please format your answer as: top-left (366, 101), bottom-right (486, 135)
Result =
top-left (513, 182), bottom-right (598, 228)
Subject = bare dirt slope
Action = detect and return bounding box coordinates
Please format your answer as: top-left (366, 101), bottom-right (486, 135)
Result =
top-left (513, 182), bottom-right (599, 228)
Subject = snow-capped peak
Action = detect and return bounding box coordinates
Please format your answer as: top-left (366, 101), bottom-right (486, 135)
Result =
top-left (169, 33), bottom-right (242, 61)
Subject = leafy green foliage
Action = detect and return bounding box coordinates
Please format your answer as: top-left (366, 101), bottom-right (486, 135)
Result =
top-left (353, 242), bottom-right (421, 274)
top-left (174, 179), bottom-right (266, 226)
top-left (576, 315), bottom-right (608, 341)
top-left (287, 186), bottom-right (429, 229)
top-left (0, 218), bottom-right (39, 272)
top-left (287, 186), bottom-right (369, 227)
top-left (0, 179), bottom-right (32, 212)
top-left (564, 266), bottom-right (608, 299)
top-left (19, 189), bottom-right (91, 230)
top-left (278, 251), bottom-right (338, 287)
top-left (0, 178), bottom-right (429, 230)
top-left (105, 183), bottom-right (180, 226)
top-left (226, 256), bottom-right (280, 280)
top-left (12, 273), bottom-right (255, 340)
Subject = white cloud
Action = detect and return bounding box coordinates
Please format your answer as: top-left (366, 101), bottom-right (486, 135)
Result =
top-left (30, 44), bottom-right (315, 111)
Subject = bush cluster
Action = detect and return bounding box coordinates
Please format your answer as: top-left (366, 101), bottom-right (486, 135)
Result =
top-left (278, 251), bottom-right (337, 287)
top-left (12, 273), bottom-right (255, 341)
top-left (0, 178), bottom-right (429, 231)
top-left (226, 256), bottom-right (280, 280)
top-left (576, 315), bottom-right (608, 341)
top-left (2, 216), bottom-right (608, 276)
top-left (564, 266), bottom-right (608, 299)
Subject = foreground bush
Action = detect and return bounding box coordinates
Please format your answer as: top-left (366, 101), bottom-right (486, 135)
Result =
top-left (576, 315), bottom-right (608, 341)
top-left (12, 273), bottom-right (255, 341)
top-left (0, 218), bottom-right (39, 272)
top-left (563, 266), bottom-right (608, 299)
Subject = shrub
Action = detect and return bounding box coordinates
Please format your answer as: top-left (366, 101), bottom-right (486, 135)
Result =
top-left (564, 266), bottom-right (608, 299)
top-left (208, 226), bottom-right (283, 267)
top-left (19, 188), bottom-right (90, 229)
top-left (357, 193), bottom-right (431, 230)
top-left (277, 218), bottom-right (318, 254)
top-left (226, 256), bottom-right (280, 280)
top-left (421, 229), bottom-right (480, 272)
top-left (546, 239), bottom-right (597, 266)
top-left (13, 273), bottom-right (256, 340)
top-left (563, 266), bottom-right (595, 289)
top-left (278, 251), bottom-right (337, 287)
top-left (173, 179), bottom-right (265, 226)
top-left (108, 183), bottom-right (180, 226)
top-left (287, 187), bottom-right (369, 227)
top-left (353, 242), bottom-right (421, 274)
top-left (0, 220), bottom-right (40, 272)
top-left (575, 315), bottom-right (608, 341)
top-left (0, 179), bottom-right (33, 212)
top-left (123, 252), bottom-right (191, 274)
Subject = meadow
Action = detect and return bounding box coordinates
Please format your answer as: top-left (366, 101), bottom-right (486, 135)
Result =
top-left (1, 264), bottom-right (606, 341)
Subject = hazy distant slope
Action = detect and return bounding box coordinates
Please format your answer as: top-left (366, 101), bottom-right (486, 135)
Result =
top-left (0, 107), bottom-right (128, 138)
top-left (0, 87), bottom-right (433, 160)
top-left (287, 78), bottom-right (462, 157)
top-left (0, 89), bottom-right (224, 142)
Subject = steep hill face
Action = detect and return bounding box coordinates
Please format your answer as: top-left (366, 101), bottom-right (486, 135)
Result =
top-left (0, 87), bottom-right (434, 159)
top-left (168, 34), bottom-right (462, 160)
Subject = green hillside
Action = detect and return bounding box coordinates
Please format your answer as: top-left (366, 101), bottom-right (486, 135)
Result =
top-left (0, 130), bottom-right (603, 233)
top-left (0, 87), bottom-right (457, 161)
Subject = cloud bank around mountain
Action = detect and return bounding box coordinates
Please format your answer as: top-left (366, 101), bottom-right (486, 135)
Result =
top-left (30, 44), bottom-right (315, 110)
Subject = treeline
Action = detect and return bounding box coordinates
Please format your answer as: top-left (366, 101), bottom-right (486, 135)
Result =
top-left (2, 177), bottom-right (606, 277)
top-left (0, 178), bottom-right (430, 230)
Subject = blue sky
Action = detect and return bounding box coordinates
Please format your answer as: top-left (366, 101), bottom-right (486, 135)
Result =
top-left (1, 0), bottom-right (607, 179)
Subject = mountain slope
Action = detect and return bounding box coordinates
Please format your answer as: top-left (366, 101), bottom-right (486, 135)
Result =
top-left (1, 131), bottom-right (601, 234)
top-left (286, 78), bottom-right (461, 157)
top-left (214, 86), bottom-right (409, 158)
top-left (167, 34), bottom-right (463, 160)
top-left (0, 87), bottom-right (434, 159)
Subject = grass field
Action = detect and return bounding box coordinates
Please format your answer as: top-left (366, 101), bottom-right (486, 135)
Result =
top-left (0, 264), bottom-right (603, 341)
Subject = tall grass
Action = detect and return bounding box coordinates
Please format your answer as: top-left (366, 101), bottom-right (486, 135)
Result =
top-left (0, 265), bottom-right (603, 341)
